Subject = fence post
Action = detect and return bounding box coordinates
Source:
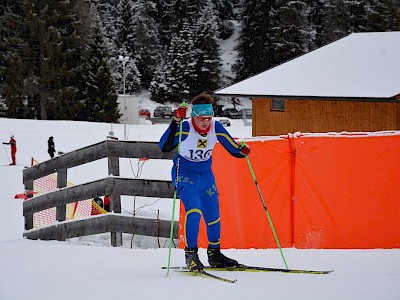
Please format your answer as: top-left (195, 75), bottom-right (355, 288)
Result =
top-left (56, 169), bottom-right (67, 241)
top-left (24, 180), bottom-right (34, 230)
top-left (108, 156), bottom-right (122, 247)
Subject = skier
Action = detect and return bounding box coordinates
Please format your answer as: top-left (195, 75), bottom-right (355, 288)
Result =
top-left (159, 93), bottom-right (250, 271)
top-left (3, 135), bottom-right (17, 165)
top-left (47, 136), bottom-right (56, 158)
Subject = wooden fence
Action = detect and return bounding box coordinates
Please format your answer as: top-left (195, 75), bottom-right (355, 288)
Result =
top-left (22, 140), bottom-right (177, 247)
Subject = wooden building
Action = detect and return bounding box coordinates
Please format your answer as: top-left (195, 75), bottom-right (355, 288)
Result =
top-left (215, 32), bottom-right (400, 136)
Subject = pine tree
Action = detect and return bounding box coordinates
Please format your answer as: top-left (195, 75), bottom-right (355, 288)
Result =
top-left (234, 0), bottom-right (273, 81)
top-left (0, 1), bottom-right (30, 118)
top-left (319, 0), bottom-right (352, 44)
top-left (93, 0), bottom-right (121, 100)
top-left (269, 0), bottom-right (309, 65)
top-left (192, 0), bottom-right (222, 95)
top-left (76, 5), bottom-right (120, 123)
top-left (149, 63), bottom-right (169, 103)
top-left (157, 0), bottom-right (179, 48)
top-left (54, 0), bottom-right (94, 120)
top-left (0, 96), bottom-right (6, 117)
top-left (164, 19), bottom-right (197, 101)
top-left (116, 0), bottom-right (136, 54)
top-left (20, 0), bottom-right (84, 120)
top-left (308, 0), bottom-right (327, 49)
top-left (93, 0), bottom-right (119, 55)
top-left (134, 0), bottom-right (161, 88)
top-left (113, 52), bottom-right (141, 96)
top-left (213, 0), bottom-right (236, 19)
top-left (114, 0), bottom-right (141, 95)
top-left (4, 0), bottom-right (400, 117)
top-left (366, 0), bottom-right (400, 31)
top-left (176, 0), bottom-right (207, 26)
top-left (346, 0), bottom-right (368, 33)
top-left (308, 0), bottom-right (366, 50)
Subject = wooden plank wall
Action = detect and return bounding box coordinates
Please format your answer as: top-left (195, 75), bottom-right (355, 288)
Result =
top-left (23, 140), bottom-right (174, 183)
top-left (253, 98), bottom-right (400, 136)
top-left (22, 140), bottom-right (177, 246)
top-left (397, 103), bottom-right (400, 129)
top-left (23, 178), bottom-right (174, 216)
top-left (23, 214), bottom-right (178, 241)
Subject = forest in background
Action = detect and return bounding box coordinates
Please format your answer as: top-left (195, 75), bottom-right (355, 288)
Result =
top-left (1, 0), bottom-right (399, 121)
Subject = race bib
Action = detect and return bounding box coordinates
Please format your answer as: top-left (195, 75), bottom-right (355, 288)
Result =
top-left (180, 119), bottom-right (218, 162)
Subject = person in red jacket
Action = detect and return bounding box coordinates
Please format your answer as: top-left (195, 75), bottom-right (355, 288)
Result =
top-left (104, 195), bottom-right (110, 212)
top-left (3, 135), bottom-right (17, 165)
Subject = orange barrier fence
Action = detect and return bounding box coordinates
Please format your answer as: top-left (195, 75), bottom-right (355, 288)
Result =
top-left (178, 132), bottom-right (400, 249)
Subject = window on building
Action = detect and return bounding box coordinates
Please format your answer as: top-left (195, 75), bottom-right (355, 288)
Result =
top-left (271, 99), bottom-right (285, 112)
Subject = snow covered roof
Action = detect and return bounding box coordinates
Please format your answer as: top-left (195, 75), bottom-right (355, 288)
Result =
top-left (215, 32), bottom-right (400, 100)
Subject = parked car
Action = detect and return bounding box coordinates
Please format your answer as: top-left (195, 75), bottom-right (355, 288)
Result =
top-left (218, 118), bottom-right (231, 127)
top-left (237, 108), bottom-right (252, 118)
top-left (139, 109), bottom-right (150, 119)
top-left (221, 108), bottom-right (239, 119)
top-left (154, 106), bottom-right (173, 118)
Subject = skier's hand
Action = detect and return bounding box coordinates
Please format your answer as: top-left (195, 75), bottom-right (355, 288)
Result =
top-left (173, 106), bottom-right (188, 123)
top-left (239, 143), bottom-right (250, 156)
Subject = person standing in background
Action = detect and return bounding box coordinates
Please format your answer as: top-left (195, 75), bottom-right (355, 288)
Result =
top-left (3, 135), bottom-right (17, 165)
top-left (104, 195), bottom-right (110, 212)
top-left (47, 136), bottom-right (56, 158)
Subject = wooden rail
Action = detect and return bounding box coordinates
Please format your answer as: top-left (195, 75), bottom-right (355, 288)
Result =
top-left (22, 140), bottom-right (177, 247)
top-left (23, 214), bottom-right (178, 242)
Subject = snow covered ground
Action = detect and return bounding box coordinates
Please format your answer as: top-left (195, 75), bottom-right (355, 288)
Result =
top-left (0, 116), bottom-right (399, 300)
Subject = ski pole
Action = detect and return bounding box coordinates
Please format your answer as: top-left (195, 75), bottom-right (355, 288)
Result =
top-left (166, 102), bottom-right (186, 276)
top-left (242, 144), bottom-right (289, 269)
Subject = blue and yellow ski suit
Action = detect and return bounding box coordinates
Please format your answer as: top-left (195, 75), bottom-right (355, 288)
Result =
top-left (159, 118), bottom-right (245, 248)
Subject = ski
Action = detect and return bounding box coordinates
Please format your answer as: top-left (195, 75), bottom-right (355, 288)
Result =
top-left (173, 269), bottom-right (237, 283)
top-left (163, 265), bottom-right (333, 275)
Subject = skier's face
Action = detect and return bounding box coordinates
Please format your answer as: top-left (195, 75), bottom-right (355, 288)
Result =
top-left (193, 116), bottom-right (212, 130)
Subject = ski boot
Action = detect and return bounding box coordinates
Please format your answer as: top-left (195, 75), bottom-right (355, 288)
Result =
top-left (207, 246), bottom-right (239, 268)
top-left (185, 247), bottom-right (204, 271)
